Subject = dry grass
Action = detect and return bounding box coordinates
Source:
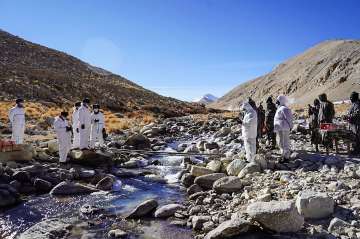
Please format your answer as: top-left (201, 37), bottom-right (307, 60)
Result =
top-left (0, 101), bottom-right (156, 133)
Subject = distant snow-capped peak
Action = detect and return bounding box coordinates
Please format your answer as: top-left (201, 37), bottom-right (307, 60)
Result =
top-left (194, 94), bottom-right (218, 104)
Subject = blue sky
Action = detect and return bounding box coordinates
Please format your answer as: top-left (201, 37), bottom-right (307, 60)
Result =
top-left (1, 0), bottom-right (360, 101)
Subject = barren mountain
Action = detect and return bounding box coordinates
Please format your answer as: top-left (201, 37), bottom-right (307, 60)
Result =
top-left (211, 40), bottom-right (360, 110)
top-left (194, 94), bottom-right (218, 105)
top-left (0, 29), bottom-right (205, 116)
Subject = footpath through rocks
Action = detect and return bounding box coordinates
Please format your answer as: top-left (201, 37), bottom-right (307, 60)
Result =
top-left (0, 114), bottom-right (360, 239)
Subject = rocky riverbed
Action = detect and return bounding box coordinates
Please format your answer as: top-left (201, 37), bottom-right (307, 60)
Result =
top-left (1, 114), bottom-right (360, 239)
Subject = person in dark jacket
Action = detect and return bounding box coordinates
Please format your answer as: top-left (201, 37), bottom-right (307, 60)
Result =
top-left (345, 92), bottom-right (360, 155)
top-left (265, 97), bottom-right (277, 149)
top-left (308, 99), bottom-right (321, 152)
top-left (318, 93), bottom-right (335, 149)
top-left (318, 93), bottom-right (335, 124)
top-left (257, 104), bottom-right (265, 139)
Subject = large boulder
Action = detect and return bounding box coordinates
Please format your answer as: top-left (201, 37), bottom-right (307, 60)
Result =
top-left (295, 190), bottom-right (334, 219)
top-left (34, 178), bottom-right (53, 193)
top-left (194, 173), bottom-right (226, 189)
top-left (126, 199), bottom-right (158, 219)
top-left (247, 201), bottom-right (304, 232)
top-left (213, 176), bottom-right (243, 193)
top-left (50, 181), bottom-right (99, 195)
top-left (69, 149), bottom-right (112, 166)
top-left (181, 173), bottom-right (195, 187)
top-left (204, 216), bottom-right (251, 239)
top-left (238, 162), bottom-right (261, 178)
top-left (154, 204), bottom-right (184, 218)
top-left (226, 159), bottom-right (247, 176)
top-left (46, 139), bottom-right (59, 153)
top-left (0, 184), bottom-right (20, 208)
top-left (124, 134), bottom-right (151, 150)
top-left (96, 176), bottom-right (115, 191)
top-left (19, 218), bottom-right (72, 239)
top-left (0, 144), bottom-right (33, 162)
top-left (190, 166), bottom-right (214, 177)
top-left (206, 160), bottom-right (222, 172)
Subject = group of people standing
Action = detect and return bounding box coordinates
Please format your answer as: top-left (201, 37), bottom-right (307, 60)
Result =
top-left (308, 92), bottom-right (360, 155)
top-left (8, 98), bottom-right (106, 163)
top-left (240, 95), bottom-right (293, 163)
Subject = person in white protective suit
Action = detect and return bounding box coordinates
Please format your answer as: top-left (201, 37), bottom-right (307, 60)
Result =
top-left (53, 111), bottom-right (72, 163)
top-left (240, 101), bottom-right (258, 163)
top-left (78, 98), bottom-right (92, 150)
top-left (71, 102), bottom-right (81, 149)
top-left (274, 95), bottom-right (294, 161)
top-left (8, 98), bottom-right (26, 144)
top-left (90, 104), bottom-right (105, 148)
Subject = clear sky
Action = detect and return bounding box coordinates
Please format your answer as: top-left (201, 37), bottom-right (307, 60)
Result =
top-left (1, 0), bottom-right (360, 101)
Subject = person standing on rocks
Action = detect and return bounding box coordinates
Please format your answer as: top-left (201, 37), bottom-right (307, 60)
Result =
top-left (257, 103), bottom-right (265, 139)
top-left (78, 98), bottom-right (92, 150)
top-left (248, 97), bottom-right (260, 151)
top-left (344, 92), bottom-right (360, 155)
top-left (274, 95), bottom-right (293, 162)
top-left (265, 97), bottom-right (277, 149)
top-left (71, 102), bottom-right (81, 149)
top-left (8, 98), bottom-right (26, 144)
top-left (54, 111), bottom-right (72, 163)
top-left (240, 101), bottom-right (258, 163)
top-left (308, 99), bottom-right (321, 152)
top-left (90, 104), bottom-right (105, 148)
top-left (318, 93), bottom-right (335, 149)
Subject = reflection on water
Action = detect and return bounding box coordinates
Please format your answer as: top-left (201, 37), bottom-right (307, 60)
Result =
top-left (0, 145), bottom-right (193, 239)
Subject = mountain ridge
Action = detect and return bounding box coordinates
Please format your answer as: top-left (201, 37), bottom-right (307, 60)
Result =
top-left (0, 29), bottom-right (205, 116)
top-left (211, 39), bottom-right (360, 110)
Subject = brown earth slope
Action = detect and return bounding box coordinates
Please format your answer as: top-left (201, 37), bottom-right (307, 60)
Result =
top-left (0, 29), bottom-right (205, 116)
top-left (211, 40), bottom-right (360, 110)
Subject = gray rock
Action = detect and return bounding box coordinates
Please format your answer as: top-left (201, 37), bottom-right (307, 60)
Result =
top-left (69, 150), bottom-right (112, 166)
top-left (0, 184), bottom-right (20, 208)
top-left (34, 178), bottom-right (52, 193)
top-left (96, 176), bottom-right (115, 191)
top-left (181, 173), bottom-right (195, 187)
top-left (226, 159), bottom-right (247, 176)
top-left (50, 181), bottom-right (99, 195)
top-left (19, 218), bottom-right (72, 239)
top-left (187, 184), bottom-right (203, 195)
top-left (126, 199), bottom-right (158, 219)
top-left (296, 190), bottom-right (334, 219)
top-left (154, 204), bottom-right (184, 218)
top-left (192, 216), bottom-right (212, 230)
top-left (206, 160), bottom-right (222, 172)
top-left (204, 217), bottom-right (251, 239)
top-left (12, 170), bottom-right (30, 182)
top-left (213, 176), bottom-right (243, 193)
top-left (328, 217), bottom-right (349, 234)
top-left (190, 166), bottom-right (214, 177)
top-left (195, 173), bottom-right (226, 189)
top-left (108, 229), bottom-right (128, 238)
top-left (124, 134), bottom-right (151, 150)
top-left (247, 200), bottom-right (304, 232)
top-left (238, 162), bottom-right (261, 178)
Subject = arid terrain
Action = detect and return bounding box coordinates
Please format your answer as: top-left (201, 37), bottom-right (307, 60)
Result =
top-left (211, 40), bottom-right (360, 110)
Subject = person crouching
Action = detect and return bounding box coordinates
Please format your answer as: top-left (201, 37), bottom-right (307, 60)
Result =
top-left (240, 101), bottom-right (258, 163)
top-left (54, 111), bottom-right (72, 163)
top-left (274, 95), bottom-right (293, 162)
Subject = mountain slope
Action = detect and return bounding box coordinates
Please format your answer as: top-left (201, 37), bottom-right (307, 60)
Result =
top-left (0, 29), bottom-right (205, 116)
top-left (211, 40), bottom-right (360, 110)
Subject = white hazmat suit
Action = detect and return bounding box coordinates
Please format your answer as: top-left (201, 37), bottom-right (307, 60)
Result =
top-left (8, 106), bottom-right (25, 144)
top-left (274, 95), bottom-right (293, 160)
top-left (90, 111), bottom-right (105, 148)
top-left (241, 102), bottom-right (258, 162)
top-left (72, 107), bottom-right (80, 149)
top-left (54, 116), bottom-right (72, 163)
top-left (78, 104), bottom-right (92, 149)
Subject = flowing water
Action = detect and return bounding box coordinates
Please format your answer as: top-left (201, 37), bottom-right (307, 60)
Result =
top-left (0, 143), bottom-right (194, 239)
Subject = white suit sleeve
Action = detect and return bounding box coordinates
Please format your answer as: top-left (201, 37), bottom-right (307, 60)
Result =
top-left (8, 108), bottom-right (14, 123)
top-left (78, 108), bottom-right (85, 125)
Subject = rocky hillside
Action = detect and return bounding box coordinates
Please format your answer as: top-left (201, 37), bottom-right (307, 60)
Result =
top-left (211, 40), bottom-right (360, 110)
top-left (0, 29), bottom-right (205, 116)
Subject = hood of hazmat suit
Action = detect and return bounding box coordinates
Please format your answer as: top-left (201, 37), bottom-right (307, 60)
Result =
top-left (241, 102), bottom-right (258, 139)
top-left (274, 95), bottom-right (293, 132)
